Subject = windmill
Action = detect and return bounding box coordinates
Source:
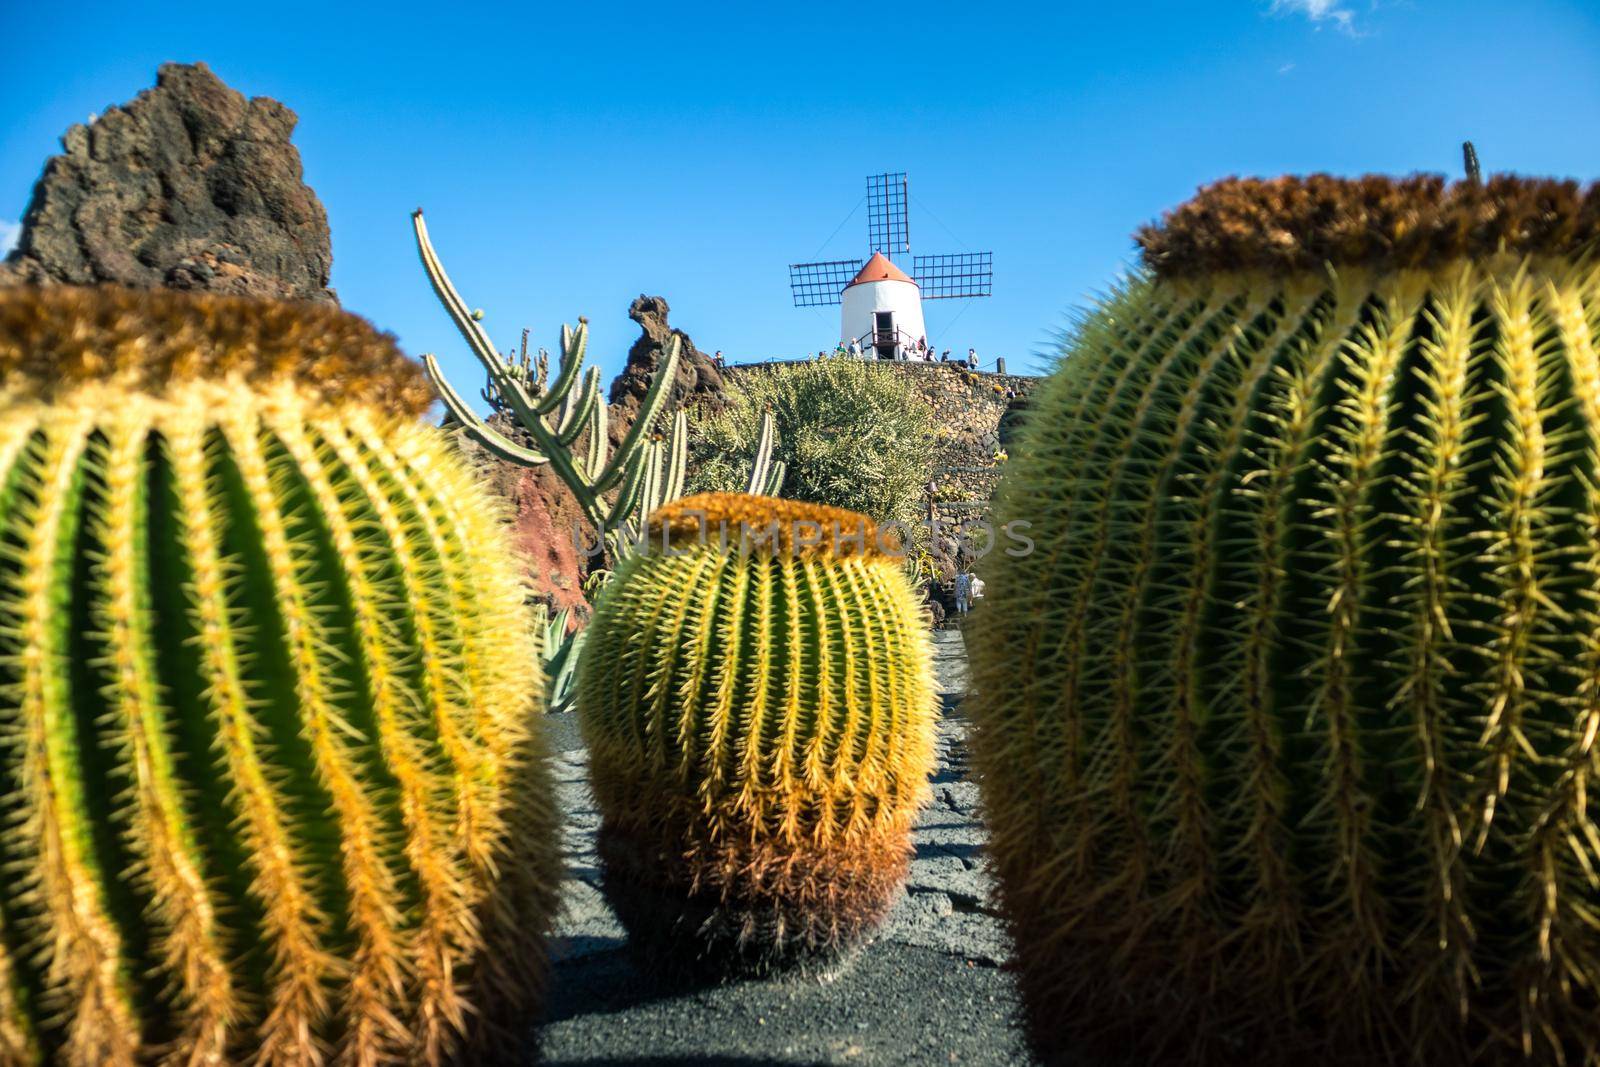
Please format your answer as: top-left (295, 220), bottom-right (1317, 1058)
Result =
top-left (789, 172), bottom-right (993, 359)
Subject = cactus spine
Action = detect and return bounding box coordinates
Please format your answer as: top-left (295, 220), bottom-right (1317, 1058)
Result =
top-left (0, 287), bottom-right (559, 1065)
top-left (970, 175), bottom-right (1600, 1066)
top-left (576, 493), bottom-right (937, 974)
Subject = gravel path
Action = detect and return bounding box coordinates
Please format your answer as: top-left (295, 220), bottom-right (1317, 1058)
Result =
top-left (532, 630), bottom-right (1032, 1066)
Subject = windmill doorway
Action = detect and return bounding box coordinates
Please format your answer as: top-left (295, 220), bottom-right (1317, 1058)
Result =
top-left (873, 311), bottom-right (897, 358)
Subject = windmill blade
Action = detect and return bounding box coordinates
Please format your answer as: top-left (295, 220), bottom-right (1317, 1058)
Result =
top-left (789, 259), bottom-right (861, 308)
top-left (913, 252), bottom-right (993, 299)
top-left (866, 172), bottom-right (910, 259)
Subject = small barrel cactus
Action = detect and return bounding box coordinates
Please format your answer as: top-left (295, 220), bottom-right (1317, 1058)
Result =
top-left (576, 492), bottom-right (937, 976)
top-left (970, 175), bottom-right (1600, 1065)
top-left (0, 287), bottom-right (559, 1065)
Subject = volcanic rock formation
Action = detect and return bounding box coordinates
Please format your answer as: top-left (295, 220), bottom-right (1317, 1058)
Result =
top-left (606, 295), bottom-right (727, 432)
top-left (0, 62), bottom-right (336, 303)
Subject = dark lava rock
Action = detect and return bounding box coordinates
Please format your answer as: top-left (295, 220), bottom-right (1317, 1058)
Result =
top-left (606, 295), bottom-right (727, 437)
top-left (0, 62), bottom-right (336, 303)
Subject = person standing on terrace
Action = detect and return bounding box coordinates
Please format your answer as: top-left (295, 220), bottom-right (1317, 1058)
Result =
top-left (954, 570), bottom-right (972, 617)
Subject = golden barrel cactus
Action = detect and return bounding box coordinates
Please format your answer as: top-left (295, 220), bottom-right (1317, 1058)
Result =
top-left (0, 287), bottom-right (560, 1065)
top-left (969, 175), bottom-right (1600, 1065)
top-left (576, 493), bottom-right (937, 976)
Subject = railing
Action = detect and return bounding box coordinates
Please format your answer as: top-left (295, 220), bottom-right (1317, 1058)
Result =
top-left (847, 326), bottom-right (937, 361)
top-left (724, 354), bottom-right (1020, 375)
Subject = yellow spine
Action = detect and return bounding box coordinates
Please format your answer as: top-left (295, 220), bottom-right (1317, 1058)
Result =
top-left (578, 494), bottom-right (937, 976)
top-left (308, 416), bottom-right (476, 1057)
top-left (8, 416), bottom-right (139, 1066)
top-left (166, 405), bottom-right (335, 1065)
top-left (0, 287), bottom-right (558, 1065)
top-left (91, 410), bottom-right (236, 1064)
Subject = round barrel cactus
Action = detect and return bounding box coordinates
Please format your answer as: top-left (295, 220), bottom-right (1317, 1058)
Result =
top-left (969, 175), bottom-right (1600, 1065)
top-left (0, 287), bottom-right (560, 1065)
top-left (576, 492), bottom-right (937, 976)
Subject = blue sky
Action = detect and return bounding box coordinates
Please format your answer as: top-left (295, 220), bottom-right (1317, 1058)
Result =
top-left (4, 1), bottom-right (1599, 392)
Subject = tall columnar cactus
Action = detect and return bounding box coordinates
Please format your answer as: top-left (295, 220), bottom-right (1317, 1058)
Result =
top-left (411, 210), bottom-right (785, 564)
top-left (0, 287), bottom-right (560, 1066)
top-left (969, 174), bottom-right (1600, 1066)
top-left (576, 493), bottom-right (937, 975)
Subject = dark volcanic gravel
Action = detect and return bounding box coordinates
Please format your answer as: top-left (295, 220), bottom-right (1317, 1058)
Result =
top-left (540, 943), bottom-right (1020, 1065)
top-left (531, 631), bottom-right (1033, 1066)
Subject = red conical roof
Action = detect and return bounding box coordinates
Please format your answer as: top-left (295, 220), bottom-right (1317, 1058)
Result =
top-left (847, 252), bottom-right (916, 288)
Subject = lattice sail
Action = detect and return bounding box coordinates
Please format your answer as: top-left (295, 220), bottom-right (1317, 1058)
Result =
top-left (789, 173), bottom-right (993, 307)
top-left (789, 259), bottom-right (862, 308)
top-left (913, 252), bottom-right (993, 299)
top-left (867, 172), bottom-right (910, 260)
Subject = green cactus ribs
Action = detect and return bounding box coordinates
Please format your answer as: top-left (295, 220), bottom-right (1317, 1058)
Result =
top-left (0, 287), bottom-right (559, 1066)
top-left (970, 173), bottom-right (1600, 1066)
top-left (577, 493), bottom-right (938, 980)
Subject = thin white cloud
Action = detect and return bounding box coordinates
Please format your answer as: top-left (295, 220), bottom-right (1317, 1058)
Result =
top-left (1270, 0), bottom-right (1358, 34)
top-left (1277, 62), bottom-right (1297, 74)
top-left (0, 220), bottom-right (19, 257)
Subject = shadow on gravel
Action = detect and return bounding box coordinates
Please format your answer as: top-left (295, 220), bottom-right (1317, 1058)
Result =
top-left (538, 943), bottom-right (1028, 1066)
top-left (542, 949), bottom-right (698, 1024)
top-left (545, 946), bottom-right (866, 1025)
top-left (551, 934), bottom-right (627, 961)
top-left (917, 840), bottom-right (983, 864)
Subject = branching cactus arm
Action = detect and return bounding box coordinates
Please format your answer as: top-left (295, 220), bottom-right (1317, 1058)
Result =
top-left (424, 349), bottom-right (551, 468)
top-left (586, 382), bottom-right (610, 479)
top-left (554, 368), bottom-right (603, 451)
top-left (413, 210), bottom-right (783, 566)
top-left (746, 411), bottom-right (785, 496)
top-left (542, 322), bottom-right (590, 419)
top-left (591, 335), bottom-right (680, 494)
top-left (662, 410), bottom-right (688, 504)
top-left (412, 209), bottom-right (680, 535)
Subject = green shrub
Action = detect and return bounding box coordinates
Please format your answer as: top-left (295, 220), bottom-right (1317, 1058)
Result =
top-left (690, 360), bottom-right (934, 534)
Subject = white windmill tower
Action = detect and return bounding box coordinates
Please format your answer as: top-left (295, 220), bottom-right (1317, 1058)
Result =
top-left (789, 172), bottom-right (993, 359)
top-left (839, 253), bottom-right (925, 358)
